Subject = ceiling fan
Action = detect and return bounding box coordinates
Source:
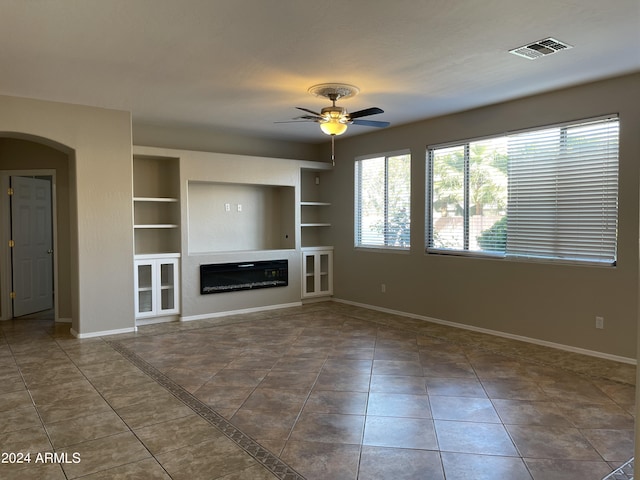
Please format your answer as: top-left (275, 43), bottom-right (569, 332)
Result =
top-left (278, 83), bottom-right (390, 164)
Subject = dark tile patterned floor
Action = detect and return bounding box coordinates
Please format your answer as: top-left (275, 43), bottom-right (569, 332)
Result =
top-left (0, 302), bottom-right (635, 479)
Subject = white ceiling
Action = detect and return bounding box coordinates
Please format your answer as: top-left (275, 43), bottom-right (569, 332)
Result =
top-left (1, 0), bottom-right (639, 144)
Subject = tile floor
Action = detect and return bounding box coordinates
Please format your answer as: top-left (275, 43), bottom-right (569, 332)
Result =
top-left (0, 302), bottom-right (636, 479)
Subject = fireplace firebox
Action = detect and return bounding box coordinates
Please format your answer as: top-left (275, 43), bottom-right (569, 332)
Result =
top-left (200, 260), bottom-right (288, 294)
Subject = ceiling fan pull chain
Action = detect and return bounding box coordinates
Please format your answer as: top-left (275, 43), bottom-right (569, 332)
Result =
top-left (331, 135), bottom-right (335, 166)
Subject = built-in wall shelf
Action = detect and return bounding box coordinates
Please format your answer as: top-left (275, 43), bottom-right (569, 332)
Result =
top-left (134, 198), bottom-right (179, 231)
top-left (135, 253), bottom-right (182, 260)
top-left (133, 197), bottom-right (179, 203)
top-left (134, 224), bottom-right (179, 229)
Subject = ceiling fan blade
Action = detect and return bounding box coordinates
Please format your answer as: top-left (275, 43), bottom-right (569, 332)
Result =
top-left (348, 107), bottom-right (384, 119)
top-left (274, 120), bottom-right (319, 124)
top-left (296, 107), bottom-right (322, 117)
top-left (275, 114), bottom-right (323, 124)
top-left (294, 115), bottom-right (322, 121)
top-left (352, 119), bottom-right (390, 128)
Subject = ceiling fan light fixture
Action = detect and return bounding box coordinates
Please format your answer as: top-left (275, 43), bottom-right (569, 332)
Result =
top-left (280, 83), bottom-right (388, 159)
top-left (320, 120), bottom-right (348, 136)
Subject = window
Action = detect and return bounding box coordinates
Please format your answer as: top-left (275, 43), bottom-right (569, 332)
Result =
top-left (427, 115), bottom-right (619, 265)
top-left (355, 151), bottom-right (411, 249)
top-left (429, 138), bottom-right (508, 253)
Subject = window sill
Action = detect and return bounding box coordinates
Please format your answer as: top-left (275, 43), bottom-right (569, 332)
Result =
top-left (355, 246), bottom-right (411, 255)
top-left (425, 248), bottom-right (616, 267)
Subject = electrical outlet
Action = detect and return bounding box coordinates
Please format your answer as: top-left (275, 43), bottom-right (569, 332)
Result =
top-left (237, 204), bottom-right (242, 212)
top-left (381, 283), bottom-right (386, 293)
top-left (224, 203), bottom-right (231, 212)
top-left (595, 316), bottom-right (604, 329)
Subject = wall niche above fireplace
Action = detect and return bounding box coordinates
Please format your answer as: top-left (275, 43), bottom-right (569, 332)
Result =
top-left (188, 181), bottom-right (295, 253)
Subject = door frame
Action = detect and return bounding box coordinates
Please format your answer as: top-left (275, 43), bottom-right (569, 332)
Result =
top-left (0, 169), bottom-right (58, 321)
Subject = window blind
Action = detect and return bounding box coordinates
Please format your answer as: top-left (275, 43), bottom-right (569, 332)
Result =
top-left (355, 153), bottom-right (411, 249)
top-left (506, 116), bottom-right (619, 264)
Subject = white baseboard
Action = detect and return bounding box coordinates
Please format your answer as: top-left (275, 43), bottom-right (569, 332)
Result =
top-left (302, 296), bottom-right (333, 304)
top-left (332, 298), bottom-right (636, 365)
top-left (180, 301), bottom-right (302, 322)
top-left (71, 326), bottom-right (137, 339)
top-left (56, 317), bottom-right (72, 323)
top-left (135, 316), bottom-right (179, 326)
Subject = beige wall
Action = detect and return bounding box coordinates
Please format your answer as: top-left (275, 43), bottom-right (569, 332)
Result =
top-left (0, 95), bottom-right (134, 336)
top-left (188, 182), bottom-right (295, 253)
top-left (134, 122), bottom-right (322, 162)
top-left (0, 139), bottom-right (73, 320)
top-left (324, 73), bottom-right (640, 360)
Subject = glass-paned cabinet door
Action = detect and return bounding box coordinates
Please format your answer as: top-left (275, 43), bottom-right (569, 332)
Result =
top-left (320, 252), bottom-right (330, 292)
top-left (134, 257), bottom-right (179, 319)
top-left (301, 249), bottom-right (333, 298)
top-left (304, 253), bottom-right (316, 294)
top-left (158, 259), bottom-right (179, 314)
top-left (135, 261), bottom-right (156, 317)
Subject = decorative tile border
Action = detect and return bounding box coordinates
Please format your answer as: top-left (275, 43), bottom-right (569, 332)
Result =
top-left (105, 339), bottom-right (306, 480)
top-left (603, 458), bottom-right (634, 480)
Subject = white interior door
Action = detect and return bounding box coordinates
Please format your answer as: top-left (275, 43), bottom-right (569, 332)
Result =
top-left (11, 176), bottom-right (53, 317)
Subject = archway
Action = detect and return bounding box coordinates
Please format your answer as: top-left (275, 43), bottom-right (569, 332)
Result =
top-left (0, 133), bottom-right (77, 326)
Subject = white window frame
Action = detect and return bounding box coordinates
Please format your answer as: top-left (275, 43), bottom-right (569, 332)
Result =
top-left (355, 150), bottom-right (411, 251)
top-left (426, 115), bottom-right (619, 266)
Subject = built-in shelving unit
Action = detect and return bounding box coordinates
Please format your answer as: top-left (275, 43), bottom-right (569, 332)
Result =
top-left (300, 167), bottom-right (333, 299)
top-left (132, 154), bottom-right (181, 321)
top-left (133, 156), bottom-right (180, 255)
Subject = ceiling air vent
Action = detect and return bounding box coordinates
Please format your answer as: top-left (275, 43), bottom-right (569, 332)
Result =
top-left (509, 37), bottom-right (573, 60)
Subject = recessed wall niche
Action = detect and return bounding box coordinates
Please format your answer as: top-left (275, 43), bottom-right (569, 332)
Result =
top-left (187, 181), bottom-right (295, 253)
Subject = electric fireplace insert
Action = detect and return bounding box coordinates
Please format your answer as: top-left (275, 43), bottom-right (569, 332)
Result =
top-left (200, 260), bottom-right (288, 294)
